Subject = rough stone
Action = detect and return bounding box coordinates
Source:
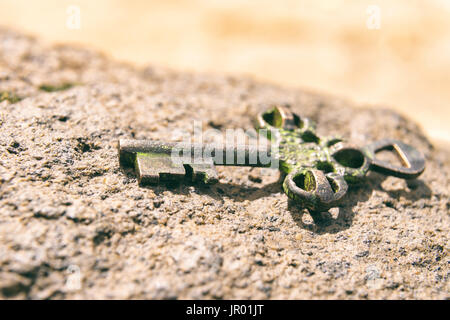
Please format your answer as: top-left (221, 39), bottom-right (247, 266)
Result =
top-left (0, 28), bottom-right (448, 299)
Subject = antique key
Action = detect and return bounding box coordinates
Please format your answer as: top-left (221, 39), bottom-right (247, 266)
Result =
top-left (119, 106), bottom-right (425, 212)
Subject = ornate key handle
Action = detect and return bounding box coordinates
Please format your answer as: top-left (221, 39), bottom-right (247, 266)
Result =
top-left (256, 106), bottom-right (426, 212)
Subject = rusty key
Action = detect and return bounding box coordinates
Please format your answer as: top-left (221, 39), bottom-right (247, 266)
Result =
top-left (118, 106), bottom-right (425, 212)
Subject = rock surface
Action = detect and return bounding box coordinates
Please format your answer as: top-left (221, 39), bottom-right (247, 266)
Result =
top-left (0, 28), bottom-right (448, 299)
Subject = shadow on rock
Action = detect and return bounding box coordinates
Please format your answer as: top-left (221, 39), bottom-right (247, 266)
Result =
top-left (288, 173), bottom-right (432, 234)
top-left (137, 171), bottom-right (285, 203)
top-left (123, 165), bottom-right (432, 234)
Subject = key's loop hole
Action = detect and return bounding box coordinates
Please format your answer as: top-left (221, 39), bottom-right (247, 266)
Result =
top-left (330, 144), bottom-right (371, 183)
top-left (292, 170), bottom-right (316, 192)
top-left (333, 148), bottom-right (365, 168)
top-left (363, 139), bottom-right (425, 179)
top-left (257, 105), bottom-right (303, 130)
top-left (283, 169), bottom-right (348, 212)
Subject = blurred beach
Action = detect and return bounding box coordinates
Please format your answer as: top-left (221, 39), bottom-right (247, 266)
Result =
top-left (1, 0), bottom-right (449, 147)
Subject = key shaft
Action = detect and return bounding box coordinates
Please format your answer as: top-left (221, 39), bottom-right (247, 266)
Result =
top-left (119, 139), bottom-right (274, 168)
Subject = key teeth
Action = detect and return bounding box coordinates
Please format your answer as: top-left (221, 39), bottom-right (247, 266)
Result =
top-left (186, 162), bottom-right (219, 184)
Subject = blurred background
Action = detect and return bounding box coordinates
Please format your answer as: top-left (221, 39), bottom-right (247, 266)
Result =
top-left (1, 0), bottom-right (449, 147)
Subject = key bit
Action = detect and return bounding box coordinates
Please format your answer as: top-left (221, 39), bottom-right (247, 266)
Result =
top-left (119, 140), bottom-right (218, 185)
top-left (136, 153), bottom-right (186, 185)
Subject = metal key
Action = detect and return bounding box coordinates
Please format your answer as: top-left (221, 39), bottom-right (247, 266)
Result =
top-left (118, 106), bottom-right (425, 212)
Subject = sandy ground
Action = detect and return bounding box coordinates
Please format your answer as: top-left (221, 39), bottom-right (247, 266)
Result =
top-left (0, 28), bottom-right (448, 299)
top-left (0, 0), bottom-right (449, 146)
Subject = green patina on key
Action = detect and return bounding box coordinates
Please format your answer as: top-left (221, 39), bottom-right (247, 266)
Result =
top-left (118, 106), bottom-right (425, 212)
